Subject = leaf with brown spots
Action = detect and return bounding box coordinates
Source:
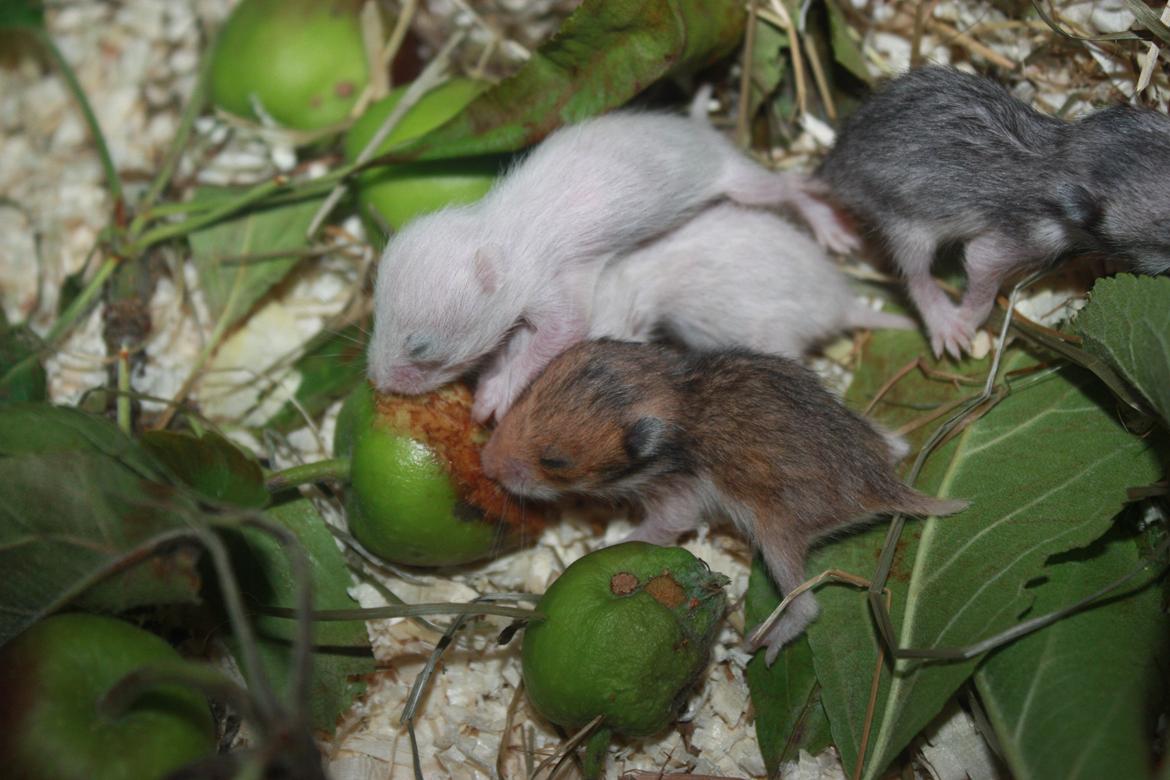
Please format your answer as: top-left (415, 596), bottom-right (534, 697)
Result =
top-left (365, 0), bottom-right (747, 163)
top-left (0, 451), bottom-right (202, 647)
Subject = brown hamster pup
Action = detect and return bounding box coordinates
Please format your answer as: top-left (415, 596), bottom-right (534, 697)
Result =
top-left (480, 340), bottom-right (968, 663)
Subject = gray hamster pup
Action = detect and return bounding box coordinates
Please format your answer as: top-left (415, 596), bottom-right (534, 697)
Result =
top-left (819, 66), bottom-right (1170, 357)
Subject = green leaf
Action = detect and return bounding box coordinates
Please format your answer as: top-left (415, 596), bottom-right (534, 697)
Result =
top-left (380, 0), bottom-right (747, 162)
top-left (0, 0), bottom-right (44, 29)
top-left (265, 322), bottom-right (368, 433)
top-left (825, 0), bottom-right (870, 83)
top-left (974, 528), bottom-right (1169, 780)
top-left (141, 430), bottom-right (269, 508)
top-left (0, 452), bottom-right (201, 646)
top-left (0, 402), bottom-right (165, 480)
top-left (223, 496), bottom-right (373, 731)
top-left (746, 16), bottom-right (789, 122)
top-left (187, 191), bottom-right (323, 331)
top-left (1076, 273), bottom-right (1170, 425)
top-left (807, 331), bottom-right (1164, 780)
top-left (744, 557), bottom-right (832, 776)
top-left (0, 320), bottom-right (47, 402)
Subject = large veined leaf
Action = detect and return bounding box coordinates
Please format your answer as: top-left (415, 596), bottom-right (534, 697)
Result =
top-left (222, 496), bottom-right (373, 732)
top-left (0, 402), bottom-right (165, 480)
top-left (370, 0), bottom-right (746, 162)
top-left (1077, 273), bottom-right (1170, 425)
top-left (0, 0), bottom-right (44, 29)
top-left (141, 429), bottom-right (269, 509)
top-left (0, 452), bottom-right (202, 646)
top-left (187, 192), bottom-right (323, 332)
top-left (744, 557), bottom-right (832, 776)
top-left (974, 528), bottom-right (1169, 779)
top-left (0, 316), bottom-right (46, 403)
top-left (806, 332), bottom-right (1163, 780)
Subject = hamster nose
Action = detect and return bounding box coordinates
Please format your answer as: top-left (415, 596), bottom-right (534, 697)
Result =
top-left (381, 364), bottom-right (425, 394)
top-left (496, 457), bottom-right (534, 491)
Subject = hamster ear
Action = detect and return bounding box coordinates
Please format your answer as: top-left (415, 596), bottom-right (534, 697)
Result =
top-left (624, 416), bottom-right (667, 462)
top-left (474, 245), bottom-right (502, 295)
top-left (1054, 183), bottom-right (1102, 232)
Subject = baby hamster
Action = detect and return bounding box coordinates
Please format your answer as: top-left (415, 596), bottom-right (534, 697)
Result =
top-left (480, 340), bottom-right (967, 663)
top-left (819, 66), bottom-right (1170, 358)
top-left (368, 106), bottom-right (857, 423)
top-left (590, 202), bottom-right (914, 355)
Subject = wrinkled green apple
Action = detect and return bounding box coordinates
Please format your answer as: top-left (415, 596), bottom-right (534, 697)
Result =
top-left (0, 612), bottom-right (215, 780)
top-left (522, 542), bottom-right (728, 775)
top-left (337, 382), bottom-right (546, 567)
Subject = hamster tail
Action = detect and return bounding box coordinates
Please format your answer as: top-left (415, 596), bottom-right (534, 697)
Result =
top-left (845, 307), bottom-right (917, 333)
top-left (891, 487), bottom-right (969, 518)
top-left (690, 84), bottom-right (714, 122)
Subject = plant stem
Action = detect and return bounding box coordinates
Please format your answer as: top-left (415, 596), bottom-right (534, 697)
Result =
top-left (137, 53), bottom-right (210, 216)
top-left (129, 177), bottom-right (287, 252)
top-left (116, 344), bottom-right (131, 433)
top-left (265, 458), bottom-right (352, 493)
top-left (37, 28), bottom-right (123, 208)
top-left (45, 255), bottom-right (119, 346)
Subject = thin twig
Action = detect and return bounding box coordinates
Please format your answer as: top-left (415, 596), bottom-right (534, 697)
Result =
top-left (305, 31), bottom-right (468, 239)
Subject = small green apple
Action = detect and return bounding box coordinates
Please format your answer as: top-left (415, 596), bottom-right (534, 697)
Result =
top-left (209, 0), bottom-right (369, 132)
top-left (337, 382), bottom-right (546, 567)
top-left (343, 79), bottom-right (499, 241)
top-left (522, 543), bottom-right (729, 738)
top-left (0, 613), bottom-right (215, 780)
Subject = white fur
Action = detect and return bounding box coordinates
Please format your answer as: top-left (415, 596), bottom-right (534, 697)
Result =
top-left (591, 204), bottom-right (912, 356)
top-left (368, 110), bottom-right (855, 422)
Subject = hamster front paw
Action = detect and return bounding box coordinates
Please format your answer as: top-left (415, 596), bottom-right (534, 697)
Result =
top-left (472, 372), bottom-right (516, 424)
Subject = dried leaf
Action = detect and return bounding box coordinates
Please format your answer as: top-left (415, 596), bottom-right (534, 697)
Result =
top-left (0, 452), bottom-right (201, 646)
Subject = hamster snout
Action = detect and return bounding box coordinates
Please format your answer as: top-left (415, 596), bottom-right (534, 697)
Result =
top-left (369, 363), bottom-right (430, 395)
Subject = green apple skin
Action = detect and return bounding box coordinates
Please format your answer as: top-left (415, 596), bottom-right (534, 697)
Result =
top-left (209, 0), bottom-right (369, 131)
top-left (0, 613), bottom-right (215, 780)
top-left (337, 384), bottom-right (501, 567)
top-left (343, 79), bottom-right (499, 241)
top-left (522, 543), bottom-right (729, 737)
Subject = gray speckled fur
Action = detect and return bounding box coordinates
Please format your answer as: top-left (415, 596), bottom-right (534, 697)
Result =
top-left (820, 66), bottom-right (1170, 357)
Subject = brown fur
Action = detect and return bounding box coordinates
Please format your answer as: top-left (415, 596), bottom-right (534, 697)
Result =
top-left (481, 340), bottom-right (967, 659)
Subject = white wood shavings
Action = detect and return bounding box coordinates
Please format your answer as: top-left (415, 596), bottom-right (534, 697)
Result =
top-left (137, 267), bottom-right (207, 414)
top-left (916, 704), bottom-right (1001, 780)
top-left (198, 303), bottom-right (318, 424)
top-left (782, 747), bottom-right (849, 780)
top-left (0, 206), bottom-right (39, 324)
top-left (43, 304), bottom-right (107, 404)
